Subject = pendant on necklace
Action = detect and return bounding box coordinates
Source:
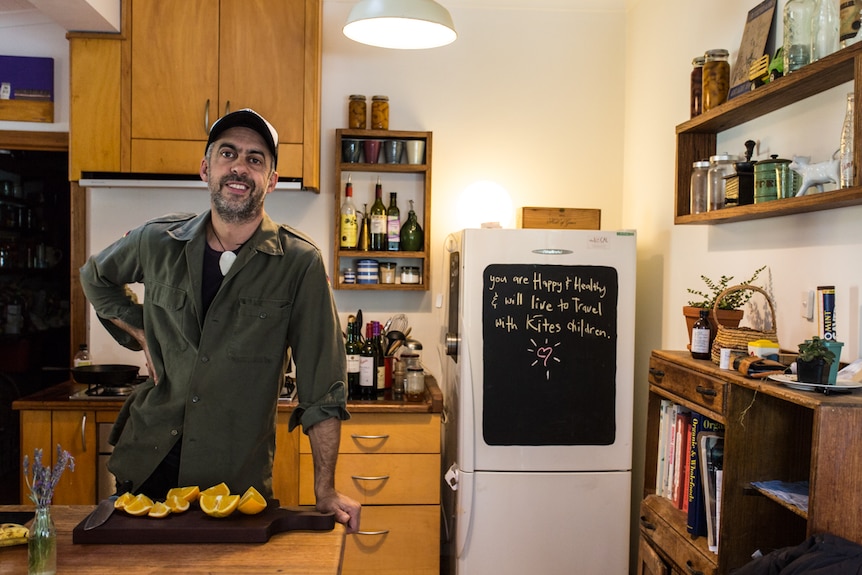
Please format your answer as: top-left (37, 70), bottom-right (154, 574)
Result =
top-left (219, 251), bottom-right (237, 275)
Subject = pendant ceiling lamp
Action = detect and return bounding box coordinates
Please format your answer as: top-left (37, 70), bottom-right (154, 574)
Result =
top-left (343, 0), bottom-right (457, 50)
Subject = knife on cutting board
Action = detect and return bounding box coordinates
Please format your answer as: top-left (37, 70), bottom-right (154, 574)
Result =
top-left (83, 495), bottom-right (118, 530)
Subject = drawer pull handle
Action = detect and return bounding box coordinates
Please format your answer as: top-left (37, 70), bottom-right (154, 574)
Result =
top-left (351, 434), bottom-right (390, 440)
top-left (639, 516), bottom-right (655, 531)
top-left (686, 560), bottom-right (704, 575)
top-left (696, 386), bottom-right (717, 397)
top-left (356, 529), bottom-right (390, 536)
top-left (649, 368), bottom-right (664, 379)
top-left (351, 475), bottom-right (390, 481)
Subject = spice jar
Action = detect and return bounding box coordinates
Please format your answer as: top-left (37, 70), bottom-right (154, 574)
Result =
top-left (371, 95), bottom-right (389, 130)
top-left (405, 366), bottom-right (425, 401)
top-left (690, 56), bottom-right (705, 118)
top-left (348, 95), bottom-right (367, 129)
top-left (690, 160), bottom-right (710, 214)
top-left (702, 49), bottom-right (730, 112)
top-left (707, 153), bottom-right (740, 211)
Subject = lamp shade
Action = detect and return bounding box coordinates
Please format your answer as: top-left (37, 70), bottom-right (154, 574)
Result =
top-left (343, 0), bottom-right (457, 50)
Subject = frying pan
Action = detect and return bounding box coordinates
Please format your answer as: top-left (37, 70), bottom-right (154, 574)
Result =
top-left (71, 365), bottom-right (140, 387)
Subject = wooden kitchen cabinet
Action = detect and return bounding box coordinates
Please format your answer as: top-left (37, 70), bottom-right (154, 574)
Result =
top-left (299, 412), bottom-right (441, 575)
top-left (639, 350), bottom-right (862, 573)
top-left (69, 0), bottom-right (321, 189)
top-left (674, 42), bottom-right (862, 224)
top-left (333, 129), bottom-right (432, 291)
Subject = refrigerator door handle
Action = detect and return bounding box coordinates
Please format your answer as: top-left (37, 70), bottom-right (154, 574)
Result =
top-left (445, 463), bottom-right (459, 491)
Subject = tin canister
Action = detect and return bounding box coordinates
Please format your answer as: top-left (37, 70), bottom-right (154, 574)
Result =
top-left (776, 163), bottom-right (802, 198)
top-left (754, 155), bottom-right (790, 203)
top-left (356, 259), bottom-right (379, 284)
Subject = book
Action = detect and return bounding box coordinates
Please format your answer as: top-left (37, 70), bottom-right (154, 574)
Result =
top-left (671, 409), bottom-right (691, 508)
top-left (663, 403), bottom-right (679, 500)
top-left (699, 432), bottom-right (725, 553)
top-left (655, 399), bottom-right (672, 496)
top-left (687, 413), bottom-right (725, 537)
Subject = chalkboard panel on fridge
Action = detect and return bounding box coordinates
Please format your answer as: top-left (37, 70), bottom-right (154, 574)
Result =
top-left (482, 263), bottom-right (618, 446)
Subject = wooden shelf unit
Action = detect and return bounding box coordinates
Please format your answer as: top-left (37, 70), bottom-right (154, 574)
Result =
top-left (675, 42), bottom-right (862, 224)
top-left (333, 129), bottom-right (432, 291)
top-left (638, 350), bottom-right (862, 574)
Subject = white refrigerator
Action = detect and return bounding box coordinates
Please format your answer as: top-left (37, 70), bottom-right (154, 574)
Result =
top-left (440, 228), bottom-right (636, 575)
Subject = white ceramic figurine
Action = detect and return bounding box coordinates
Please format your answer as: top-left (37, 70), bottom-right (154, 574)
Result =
top-left (789, 155), bottom-right (840, 196)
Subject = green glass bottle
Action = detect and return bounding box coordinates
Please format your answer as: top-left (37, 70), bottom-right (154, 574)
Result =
top-left (400, 199), bottom-right (424, 252)
top-left (369, 177), bottom-right (387, 251)
top-left (386, 192), bottom-right (400, 251)
top-left (345, 315), bottom-right (361, 399)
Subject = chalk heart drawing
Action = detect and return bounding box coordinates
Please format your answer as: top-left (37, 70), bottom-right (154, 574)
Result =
top-left (536, 346), bottom-right (553, 366)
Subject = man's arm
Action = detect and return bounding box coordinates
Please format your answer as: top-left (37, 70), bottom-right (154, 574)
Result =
top-left (307, 417), bottom-right (361, 533)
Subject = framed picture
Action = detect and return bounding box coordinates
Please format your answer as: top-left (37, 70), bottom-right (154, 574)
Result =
top-left (729, 0), bottom-right (777, 100)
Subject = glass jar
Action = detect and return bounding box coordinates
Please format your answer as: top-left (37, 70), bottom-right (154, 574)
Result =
top-left (400, 265), bottom-right (420, 284)
top-left (371, 95), bottom-right (389, 130)
top-left (707, 153), bottom-right (740, 211)
top-left (405, 366), bottom-right (425, 401)
top-left (348, 95), bottom-right (366, 129)
top-left (690, 56), bottom-right (705, 118)
top-left (702, 49), bottom-right (730, 112)
top-left (690, 160), bottom-right (710, 214)
top-left (784, 0), bottom-right (815, 73)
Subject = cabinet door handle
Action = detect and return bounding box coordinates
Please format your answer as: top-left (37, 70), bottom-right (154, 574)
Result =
top-left (351, 434), bottom-right (390, 440)
top-left (696, 385), bottom-right (717, 397)
top-left (224, 100), bottom-right (231, 116)
top-left (356, 529), bottom-right (390, 536)
top-left (649, 368), bottom-right (664, 379)
top-left (351, 475), bottom-right (390, 481)
top-left (80, 413), bottom-right (87, 452)
top-left (639, 515), bottom-right (655, 531)
top-left (686, 560), bottom-right (704, 575)
top-left (204, 99), bottom-right (210, 133)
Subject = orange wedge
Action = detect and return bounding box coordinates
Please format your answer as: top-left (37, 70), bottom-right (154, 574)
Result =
top-left (113, 492), bottom-right (136, 510)
top-left (166, 485), bottom-right (200, 503)
top-left (200, 493), bottom-right (240, 518)
top-left (147, 501), bottom-right (171, 518)
top-left (238, 486), bottom-right (267, 515)
top-left (123, 494), bottom-right (154, 516)
top-left (166, 495), bottom-right (190, 513)
top-left (200, 482), bottom-right (231, 498)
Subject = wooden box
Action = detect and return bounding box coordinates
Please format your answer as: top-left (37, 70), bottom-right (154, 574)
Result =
top-left (520, 207), bottom-right (601, 230)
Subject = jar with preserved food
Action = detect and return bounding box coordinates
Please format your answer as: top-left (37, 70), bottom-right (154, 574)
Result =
top-left (690, 56), bottom-right (705, 118)
top-left (348, 95), bottom-right (366, 129)
top-left (371, 95), bottom-right (389, 130)
top-left (702, 49), bottom-right (730, 112)
top-left (707, 153), bottom-right (740, 211)
top-left (690, 160), bottom-right (710, 214)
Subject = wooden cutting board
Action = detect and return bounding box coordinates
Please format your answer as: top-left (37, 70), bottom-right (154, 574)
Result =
top-left (72, 505), bottom-right (334, 544)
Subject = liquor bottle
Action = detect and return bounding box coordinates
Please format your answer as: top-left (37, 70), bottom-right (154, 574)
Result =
top-left (340, 176), bottom-right (358, 250)
top-left (386, 192), bottom-right (400, 251)
top-left (373, 321), bottom-right (387, 394)
top-left (345, 315), bottom-right (361, 399)
top-left (73, 343), bottom-right (92, 367)
top-left (357, 203), bottom-right (370, 251)
top-left (840, 92), bottom-right (855, 188)
top-left (690, 309), bottom-right (712, 360)
top-left (369, 178), bottom-right (387, 251)
top-left (358, 323), bottom-right (377, 399)
top-left (400, 200), bottom-right (424, 252)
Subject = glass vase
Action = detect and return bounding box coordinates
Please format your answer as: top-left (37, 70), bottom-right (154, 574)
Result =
top-left (28, 506), bottom-right (57, 575)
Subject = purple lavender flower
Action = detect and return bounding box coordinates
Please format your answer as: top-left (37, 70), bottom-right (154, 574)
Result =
top-left (23, 444), bottom-right (75, 507)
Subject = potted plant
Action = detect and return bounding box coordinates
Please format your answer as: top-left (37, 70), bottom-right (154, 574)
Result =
top-left (796, 336), bottom-right (836, 384)
top-left (684, 265), bottom-right (766, 347)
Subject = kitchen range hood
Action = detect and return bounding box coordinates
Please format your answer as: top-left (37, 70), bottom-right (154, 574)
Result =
top-left (80, 172), bottom-right (303, 191)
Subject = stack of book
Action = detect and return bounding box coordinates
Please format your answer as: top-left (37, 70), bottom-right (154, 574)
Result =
top-left (654, 400), bottom-right (724, 553)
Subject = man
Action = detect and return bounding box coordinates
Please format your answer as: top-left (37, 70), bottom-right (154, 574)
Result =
top-left (80, 109), bottom-right (360, 532)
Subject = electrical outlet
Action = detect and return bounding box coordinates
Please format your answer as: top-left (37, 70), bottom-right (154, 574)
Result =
top-left (801, 290), bottom-right (815, 320)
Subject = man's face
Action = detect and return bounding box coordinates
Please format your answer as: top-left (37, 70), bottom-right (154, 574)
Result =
top-left (201, 126), bottom-right (278, 224)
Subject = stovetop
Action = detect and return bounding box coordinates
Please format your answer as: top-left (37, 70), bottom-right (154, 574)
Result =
top-left (69, 376), bottom-right (148, 400)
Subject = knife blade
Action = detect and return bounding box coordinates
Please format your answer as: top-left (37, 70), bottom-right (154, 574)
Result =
top-left (83, 495), bottom-right (117, 530)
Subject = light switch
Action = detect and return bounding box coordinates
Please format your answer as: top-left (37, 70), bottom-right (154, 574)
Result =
top-left (801, 290), bottom-right (815, 320)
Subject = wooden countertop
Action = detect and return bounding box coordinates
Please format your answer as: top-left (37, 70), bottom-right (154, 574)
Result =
top-left (13, 375), bottom-right (443, 414)
top-left (0, 505), bottom-right (345, 575)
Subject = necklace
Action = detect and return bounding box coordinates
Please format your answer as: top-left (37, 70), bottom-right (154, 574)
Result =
top-left (211, 225), bottom-right (237, 275)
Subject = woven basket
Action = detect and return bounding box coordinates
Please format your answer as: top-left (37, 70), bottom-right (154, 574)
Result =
top-left (710, 284), bottom-right (777, 364)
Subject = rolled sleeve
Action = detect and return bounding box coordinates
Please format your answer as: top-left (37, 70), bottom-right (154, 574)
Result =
top-left (289, 381), bottom-right (350, 433)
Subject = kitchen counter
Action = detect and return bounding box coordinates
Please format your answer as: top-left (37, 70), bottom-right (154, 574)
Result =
top-left (0, 505), bottom-right (345, 574)
top-left (13, 375), bottom-right (443, 414)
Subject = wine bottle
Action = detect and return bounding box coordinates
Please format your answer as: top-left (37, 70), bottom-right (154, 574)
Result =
top-left (345, 315), bottom-right (361, 399)
top-left (690, 309), bottom-right (712, 360)
top-left (373, 321), bottom-right (386, 394)
top-left (340, 176), bottom-right (358, 250)
top-left (386, 192), bottom-right (400, 251)
top-left (358, 323), bottom-right (377, 399)
top-left (369, 178), bottom-right (387, 251)
top-left (400, 199), bottom-right (424, 252)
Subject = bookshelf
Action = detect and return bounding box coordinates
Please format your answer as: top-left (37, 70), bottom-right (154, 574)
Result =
top-left (638, 350), bottom-right (862, 574)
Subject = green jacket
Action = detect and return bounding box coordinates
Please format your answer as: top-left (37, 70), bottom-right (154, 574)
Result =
top-left (80, 210), bottom-right (348, 497)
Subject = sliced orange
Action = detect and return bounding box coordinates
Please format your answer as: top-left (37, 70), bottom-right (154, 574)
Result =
top-left (113, 492), bottom-right (136, 510)
top-left (147, 501), bottom-right (171, 518)
top-left (200, 493), bottom-right (240, 518)
top-left (165, 495), bottom-right (190, 513)
top-left (238, 486), bottom-right (267, 515)
top-left (166, 485), bottom-right (200, 503)
top-left (200, 482), bottom-right (231, 498)
top-left (123, 494), bottom-right (154, 516)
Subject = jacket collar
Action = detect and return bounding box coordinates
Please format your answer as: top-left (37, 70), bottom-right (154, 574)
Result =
top-left (167, 210), bottom-right (285, 256)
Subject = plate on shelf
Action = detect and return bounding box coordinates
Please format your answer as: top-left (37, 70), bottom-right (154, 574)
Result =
top-left (768, 373), bottom-right (862, 391)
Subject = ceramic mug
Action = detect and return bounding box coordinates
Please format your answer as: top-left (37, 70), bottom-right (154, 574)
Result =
top-left (383, 140), bottom-right (403, 164)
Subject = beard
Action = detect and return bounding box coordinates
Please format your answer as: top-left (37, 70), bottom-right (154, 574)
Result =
top-left (209, 173), bottom-right (266, 224)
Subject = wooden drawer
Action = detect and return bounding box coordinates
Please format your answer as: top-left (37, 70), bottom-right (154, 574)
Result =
top-left (299, 453), bottom-right (440, 505)
top-left (649, 355), bottom-right (726, 417)
top-left (299, 413), bottom-right (440, 455)
top-left (342, 505), bottom-right (439, 575)
top-left (640, 496), bottom-right (716, 575)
